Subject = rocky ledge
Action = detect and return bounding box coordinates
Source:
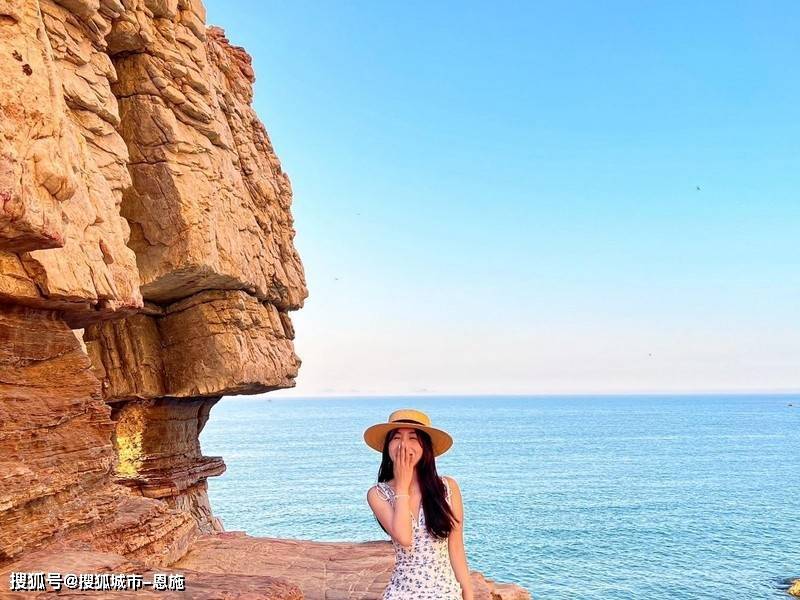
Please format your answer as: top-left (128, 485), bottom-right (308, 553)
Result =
top-left (0, 0), bottom-right (530, 597)
top-left (0, 532), bottom-right (530, 599)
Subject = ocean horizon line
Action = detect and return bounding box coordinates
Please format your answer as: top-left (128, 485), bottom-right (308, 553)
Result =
top-left (224, 390), bottom-right (800, 400)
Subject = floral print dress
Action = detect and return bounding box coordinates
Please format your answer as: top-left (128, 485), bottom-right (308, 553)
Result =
top-left (375, 476), bottom-right (462, 600)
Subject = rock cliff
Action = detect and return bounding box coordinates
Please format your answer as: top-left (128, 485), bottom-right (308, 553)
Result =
top-left (0, 1), bottom-right (530, 598)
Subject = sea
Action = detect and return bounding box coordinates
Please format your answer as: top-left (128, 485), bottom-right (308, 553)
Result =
top-left (200, 395), bottom-right (800, 599)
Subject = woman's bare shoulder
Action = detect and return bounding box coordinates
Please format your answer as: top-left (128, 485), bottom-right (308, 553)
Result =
top-left (442, 475), bottom-right (462, 495)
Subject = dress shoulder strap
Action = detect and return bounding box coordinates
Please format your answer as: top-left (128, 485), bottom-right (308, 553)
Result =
top-left (375, 482), bottom-right (392, 503)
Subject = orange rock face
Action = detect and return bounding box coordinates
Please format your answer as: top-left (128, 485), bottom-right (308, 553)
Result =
top-left (108, 6), bottom-right (306, 311)
top-left (0, 0), bottom-right (148, 327)
top-left (0, 1), bottom-right (530, 598)
top-left (0, 305), bottom-right (196, 568)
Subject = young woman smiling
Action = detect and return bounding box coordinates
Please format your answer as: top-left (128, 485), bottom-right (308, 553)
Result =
top-left (364, 409), bottom-right (473, 600)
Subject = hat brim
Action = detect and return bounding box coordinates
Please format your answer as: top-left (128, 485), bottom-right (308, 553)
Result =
top-left (363, 422), bottom-right (453, 457)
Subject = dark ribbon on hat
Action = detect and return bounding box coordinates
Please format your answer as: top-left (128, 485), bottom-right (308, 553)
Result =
top-left (393, 418), bottom-right (424, 426)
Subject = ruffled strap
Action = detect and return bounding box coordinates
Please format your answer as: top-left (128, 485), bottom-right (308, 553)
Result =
top-left (375, 482), bottom-right (392, 503)
top-left (441, 476), bottom-right (452, 504)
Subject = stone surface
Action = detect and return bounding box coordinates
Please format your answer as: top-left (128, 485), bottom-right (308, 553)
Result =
top-left (108, 3), bottom-right (306, 310)
top-left (83, 312), bottom-right (167, 400)
top-left (0, 1), bottom-right (70, 254)
top-left (0, 305), bottom-right (198, 567)
top-left (109, 396), bottom-right (226, 534)
top-left (159, 289), bottom-right (298, 397)
top-left (0, 0), bottom-right (143, 327)
top-left (0, 547), bottom-right (303, 599)
top-left (174, 532), bottom-right (533, 600)
top-left (789, 579), bottom-right (800, 597)
top-left (84, 289), bottom-right (299, 401)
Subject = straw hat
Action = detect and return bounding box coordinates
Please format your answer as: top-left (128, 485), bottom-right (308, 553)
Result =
top-left (363, 409), bottom-right (453, 457)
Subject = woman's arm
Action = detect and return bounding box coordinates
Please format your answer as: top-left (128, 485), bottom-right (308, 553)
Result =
top-left (366, 486), bottom-right (413, 549)
top-left (366, 440), bottom-right (415, 549)
top-left (445, 476), bottom-right (474, 600)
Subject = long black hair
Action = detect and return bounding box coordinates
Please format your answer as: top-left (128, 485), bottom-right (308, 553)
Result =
top-left (374, 425), bottom-right (459, 540)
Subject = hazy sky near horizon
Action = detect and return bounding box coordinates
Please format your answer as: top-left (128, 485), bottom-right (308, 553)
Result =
top-left (204, 1), bottom-right (800, 396)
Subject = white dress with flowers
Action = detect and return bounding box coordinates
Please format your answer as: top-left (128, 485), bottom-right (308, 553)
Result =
top-left (375, 476), bottom-right (462, 600)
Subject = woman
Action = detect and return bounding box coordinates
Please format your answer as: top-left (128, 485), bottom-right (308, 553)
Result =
top-left (364, 409), bottom-right (474, 600)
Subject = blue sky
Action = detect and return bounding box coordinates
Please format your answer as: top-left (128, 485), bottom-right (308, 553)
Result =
top-left (205, 1), bottom-right (800, 395)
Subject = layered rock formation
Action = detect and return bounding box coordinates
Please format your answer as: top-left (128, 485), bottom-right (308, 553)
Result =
top-left (0, 0), bottom-right (142, 325)
top-left (0, 1), bottom-right (530, 598)
top-left (0, 0), bottom-right (303, 587)
top-left (0, 305), bottom-right (197, 568)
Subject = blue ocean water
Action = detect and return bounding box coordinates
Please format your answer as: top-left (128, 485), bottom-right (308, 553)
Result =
top-left (200, 395), bottom-right (800, 599)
